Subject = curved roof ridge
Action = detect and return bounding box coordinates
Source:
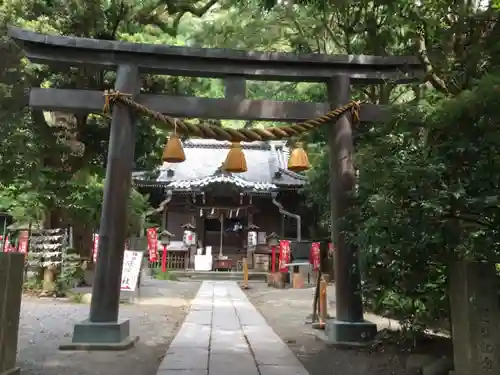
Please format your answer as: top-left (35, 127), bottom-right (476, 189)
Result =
top-left (166, 174), bottom-right (277, 191)
top-left (183, 139), bottom-right (270, 150)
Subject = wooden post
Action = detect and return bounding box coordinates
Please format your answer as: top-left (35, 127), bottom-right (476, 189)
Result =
top-left (61, 64), bottom-right (140, 350)
top-left (319, 276), bottom-right (328, 324)
top-left (327, 75), bottom-right (362, 321)
top-left (0, 253), bottom-right (24, 375)
top-left (89, 64), bottom-right (139, 323)
top-left (271, 246), bottom-right (276, 272)
top-left (224, 77), bottom-right (246, 100)
top-left (242, 257), bottom-right (249, 289)
top-left (161, 245), bottom-right (168, 273)
top-left (325, 75), bottom-right (377, 344)
top-left (449, 261), bottom-right (500, 375)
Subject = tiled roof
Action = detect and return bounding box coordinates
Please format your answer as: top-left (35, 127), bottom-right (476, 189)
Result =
top-left (133, 139), bottom-right (307, 191)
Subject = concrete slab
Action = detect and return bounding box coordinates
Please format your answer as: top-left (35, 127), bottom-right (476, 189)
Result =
top-left (157, 370), bottom-right (207, 375)
top-left (259, 365), bottom-right (310, 375)
top-left (159, 347), bottom-right (208, 370)
top-left (184, 310), bottom-right (212, 325)
top-left (156, 281), bottom-right (310, 375)
top-left (169, 324), bottom-right (210, 348)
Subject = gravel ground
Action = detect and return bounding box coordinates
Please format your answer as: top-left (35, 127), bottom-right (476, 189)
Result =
top-left (17, 279), bottom-right (201, 375)
top-left (244, 282), bottom-right (408, 375)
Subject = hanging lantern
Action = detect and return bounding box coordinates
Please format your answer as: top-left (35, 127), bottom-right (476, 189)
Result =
top-left (287, 142), bottom-right (310, 172)
top-left (224, 142), bottom-right (247, 173)
top-left (162, 134), bottom-right (185, 163)
top-left (182, 229), bottom-right (196, 246)
top-left (181, 223), bottom-right (197, 246)
top-left (246, 223), bottom-right (260, 248)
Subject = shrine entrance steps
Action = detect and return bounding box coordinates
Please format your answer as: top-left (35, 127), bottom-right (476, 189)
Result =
top-left (156, 280), bottom-right (309, 375)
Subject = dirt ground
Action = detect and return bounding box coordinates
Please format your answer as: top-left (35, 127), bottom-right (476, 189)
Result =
top-left (17, 279), bottom-right (200, 375)
top-left (244, 282), bottom-right (422, 375)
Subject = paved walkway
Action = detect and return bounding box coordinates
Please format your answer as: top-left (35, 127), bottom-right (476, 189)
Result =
top-left (157, 281), bottom-right (310, 375)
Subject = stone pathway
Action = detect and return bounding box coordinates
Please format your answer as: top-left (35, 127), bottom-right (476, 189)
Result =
top-left (157, 281), bottom-right (309, 375)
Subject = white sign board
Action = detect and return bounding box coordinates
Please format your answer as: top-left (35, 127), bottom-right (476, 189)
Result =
top-left (120, 250), bottom-right (143, 292)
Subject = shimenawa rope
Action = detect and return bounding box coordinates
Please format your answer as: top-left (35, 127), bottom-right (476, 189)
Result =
top-left (103, 90), bottom-right (361, 142)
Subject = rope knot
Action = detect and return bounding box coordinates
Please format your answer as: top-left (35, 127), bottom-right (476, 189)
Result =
top-left (350, 101), bottom-right (361, 124)
top-left (103, 90), bottom-right (132, 114)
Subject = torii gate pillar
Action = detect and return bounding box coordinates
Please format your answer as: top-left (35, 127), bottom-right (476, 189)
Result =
top-left (60, 64), bottom-right (140, 350)
top-left (325, 75), bottom-right (377, 345)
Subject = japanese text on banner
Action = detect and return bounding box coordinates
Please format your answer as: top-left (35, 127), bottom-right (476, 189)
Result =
top-left (310, 242), bottom-right (320, 271)
top-left (0, 236), bottom-right (13, 252)
top-left (146, 227), bottom-right (159, 262)
top-left (120, 250), bottom-right (143, 291)
top-left (92, 233), bottom-right (99, 262)
top-left (278, 240), bottom-right (291, 272)
top-left (18, 231), bottom-right (29, 254)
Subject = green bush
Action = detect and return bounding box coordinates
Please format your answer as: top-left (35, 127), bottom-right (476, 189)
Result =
top-left (152, 268), bottom-right (178, 281)
top-left (305, 74), bottom-right (500, 333)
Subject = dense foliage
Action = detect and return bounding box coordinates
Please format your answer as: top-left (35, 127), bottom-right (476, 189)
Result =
top-left (356, 76), bottom-right (500, 328)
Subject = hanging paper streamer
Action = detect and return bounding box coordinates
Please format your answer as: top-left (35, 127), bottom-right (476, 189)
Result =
top-left (146, 227), bottom-right (159, 262)
top-left (92, 233), bottom-right (99, 263)
top-left (278, 240), bottom-right (291, 273)
top-left (310, 242), bottom-right (320, 271)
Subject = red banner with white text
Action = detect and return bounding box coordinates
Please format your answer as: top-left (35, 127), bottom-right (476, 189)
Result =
top-left (146, 227), bottom-right (159, 262)
top-left (92, 233), bottom-right (99, 262)
top-left (278, 240), bottom-right (291, 272)
top-left (18, 230), bottom-right (29, 254)
top-left (310, 242), bottom-right (320, 271)
top-left (0, 236), bottom-right (13, 252)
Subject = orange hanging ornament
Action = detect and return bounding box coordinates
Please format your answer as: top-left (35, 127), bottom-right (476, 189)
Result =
top-left (224, 142), bottom-right (247, 173)
top-left (162, 119), bottom-right (185, 163)
top-left (287, 142), bottom-right (310, 172)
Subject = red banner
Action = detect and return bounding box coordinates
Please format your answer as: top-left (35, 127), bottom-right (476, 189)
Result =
top-left (310, 242), bottom-right (320, 271)
top-left (92, 233), bottom-right (99, 263)
top-left (146, 228), bottom-right (159, 262)
top-left (278, 240), bottom-right (291, 272)
top-left (92, 234), bottom-right (133, 263)
top-left (18, 231), bottom-right (29, 254)
top-left (0, 236), bottom-right (13, 252)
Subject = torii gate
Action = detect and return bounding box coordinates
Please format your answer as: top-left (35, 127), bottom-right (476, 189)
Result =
top-left (8, 26), bottom-right (423, 350)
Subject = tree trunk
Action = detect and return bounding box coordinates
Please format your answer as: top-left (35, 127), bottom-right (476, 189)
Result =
top-left (72, 221), bottom-right (94, 259)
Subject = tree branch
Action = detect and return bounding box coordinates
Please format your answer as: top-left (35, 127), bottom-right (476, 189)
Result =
top-left (416, 29), bottom-right (449, 94)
